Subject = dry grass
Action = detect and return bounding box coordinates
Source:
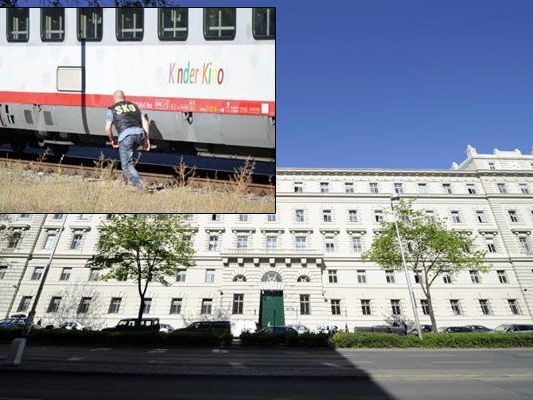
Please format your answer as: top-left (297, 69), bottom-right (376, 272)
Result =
top-left (0, 161), bottom-right (275, 213)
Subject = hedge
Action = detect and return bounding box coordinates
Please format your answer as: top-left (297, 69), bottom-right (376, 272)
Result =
top-left (0, 328), bottom-right (232, 347)
top-left (240, 331), bottom-right (330, 347)
top-left (330, 332), bottom-right (533, 348)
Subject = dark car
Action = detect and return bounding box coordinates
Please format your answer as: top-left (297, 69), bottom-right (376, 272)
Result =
top-left (355, 325), bottom-right (407, 335)
top-left (256, 326), bottom-right (298, 342)
top-left (464, 325), bottom-right (492, 333)
top-left (408, 325), bottom-right (433, 334)
top-left (102, 318), bottom-right (160, 332)
top-left (440, 326), bottom-right (474, 333)
top-left (493, 324), bottom-right (533, 333)
top-left (0, 318), bottom-right (27, 329)
top-left (176, 320), bottom-right (231, 335)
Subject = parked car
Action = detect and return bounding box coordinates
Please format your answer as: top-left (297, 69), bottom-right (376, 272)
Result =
top-left (176, 320), bottom-right (231, 335)
top-left (408, 325), bottom-right (433, 334)
top-left (159, 323), bottom-right (174, 333)
top-left (318, 325), bottom-right (339, 336)
top-left (102, 318), bottom-right (160, 332)
top-left (59, 322), bottom-right (85, 331)
top-left (286, 324), bottom-right (309, 335)
top-left (0, 318), bottom-right (27, 329)
top-left (493, 324), bottom-right (533, 333)
top-left (355, 325), bottom-right (407, 335)
top-left (257, 326), bottom-right (298, 342)
top-left (464, 325), bottom-right (492, 333)
top-left (439, 326), bottom-right (474, 333)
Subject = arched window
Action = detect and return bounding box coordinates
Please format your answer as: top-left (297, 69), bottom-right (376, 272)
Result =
top-left (261, 271), bottom-right (282, 282)
top-left (297, 275), bottom-right (310, 283)
top-left (233, 274), bottom-right (247, 282)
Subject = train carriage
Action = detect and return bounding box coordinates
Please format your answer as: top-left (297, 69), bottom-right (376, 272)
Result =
top-left (0, 7), bottom-right (275, 159)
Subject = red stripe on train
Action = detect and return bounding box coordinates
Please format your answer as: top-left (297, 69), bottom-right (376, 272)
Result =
top-left (0, 91), bottom-right (275, 117)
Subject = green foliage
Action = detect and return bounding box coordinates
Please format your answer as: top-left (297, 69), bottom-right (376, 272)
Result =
top-left (240, 332), bottom-right (330, 347)
top-left (330, 332), bottom-right (533, 348)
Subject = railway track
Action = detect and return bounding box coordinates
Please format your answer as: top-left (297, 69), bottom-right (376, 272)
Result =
top-left (0, 148), bottom-right (274, 197)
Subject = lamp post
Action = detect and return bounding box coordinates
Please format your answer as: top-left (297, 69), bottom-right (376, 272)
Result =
top-left (390, 196), bottom-right (423, 340)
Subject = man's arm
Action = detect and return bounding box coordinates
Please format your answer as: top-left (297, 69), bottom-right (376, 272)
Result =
top-left (105, 110), bottom-right (118, 148)
top-left (142, 114), bottom-right (150, 151)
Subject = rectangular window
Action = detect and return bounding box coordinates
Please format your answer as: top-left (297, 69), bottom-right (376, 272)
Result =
top-left (31, 267), bottom-right (44, 281)
top-left (204, 8), bottom-right (236, 40)
top-left (442, 183), bottom-right (452, 194)
top-left (43, 231), bottom-right (59, 250)
top-left (414, 270), bottom-right (421, 284)
top-left (348, 210), bottom-right (359, 222)
top-left (374, 210), bottom-right (384, 222)
top-left (232, 294), bottom-right (244, 314)
top-left (450, 211), bottom-right (461, 223)
top-left (358, 299), bottom-right (370, 315)
top-left (519, 184), bottom-right (529, 194)
top-left (476, 211), bottom-right (488, 223)
top-left (239, 214), bottom-right (249, 222)
top-left (325, 236), bottom-right (335, 253)
top-left (108, 297), bottom-right (122, 314)
top-left (295, 209), bottom-right (305, 222)
top-left (236, 235), bottom-right (248, 249)
top-left (7, 8), bottom-right (29, 42)
top-left (205, 269), bottom-right (215, 283)
top-left (158, 8), bottom-right (188, 40)
top-left (320, 182), bottom-right (330, 193)
top-left (497, 183), bottom-right (507, 194)
top-left (479, 299), bottom-right (491, 315)
top-left (52, 214), bottom-right (64, 220)
top-left (357, 270), bottom-right (367, 284)
top-left (442, 273), bottom-right (452, 284)
top-left (170, 298), bottom-right (182, 314)
top-left (331, 299), bottom-right (341, 315)
top-left (295, 236), bottom-right (307, 250)
top-left (425, 210), bottom-right (436, 223)
top-left (116, 8), bottom-right (144, 41)
top-left (47, 296), bottom-right (62, 313)
top-left (488, 162), bottom-right (495, 170)
top-left (508, 210), bottom-right (519, 223)
top-left (486, 238), bottom-right (496, 253)
top-left (267, 214), bottom-right (277, 222)
top-left (345, 182), bottom-right (354, 193)
top-left (394, 183), bottom-right (404, 195)
top-left (266, 235), bottom-right (277, 251)
top-left (497, 270), bottom-right (508, 284)
top-left (60, 267), bottom-right (72, 281)
top-left (508, 299), bottom-right (521, 315)
top-left (352, 236), bottom-right (362, 253)
top-left (17, 296), bottom-right (32, 313)
top-left (293, 182), bottom-right (303, 193)
top-left (70, 233), bottom-right (84, 250)
top-left (208, 235), bottom-right (219, 251)
top-left (450, 299), bottom-right (461, 315)
top-left (322, 210), bottom-right (332, 222)
top-left (88, 268), bottom-right (100, 281)
top-left (7, 231), bottom-right (22, 249)
top-left (420, 299), bottom-right (430, 315)
top-left (143, 298), bottom-right (152, 314)
top-left (201, 298), bottom-right (213, 315)
top-left (176, 269), bottom-right (186, 282)
top-left (78, 297), bottom-right (92, 314)
top-left (252, 7), bottom-right (275, 39)
top-left (385, 270), bottom-right (395, 284)
top-left (418, 183), bottom-right (428, 194)
top-left (78, 8), bottom-right (103, 41)
top-left (41, 8), bottom-right (65, 42)
top-left (0, 266), bottom-right (6, 279)
top-left (519, 236), bottom-right (532, 254)
top-left (328, 270), bottom-right (338, 283)
top-left (470, 270), bottom-right (480, 284)
top-left (300, 294), bottom-right (310, 315)
top-left (211, 214), bottom-right (220, 221)
top-left (369, 182), bottom-right (379, 194)
top-left (391, 299), bottom-right (401, 315)
top-left (466, 184), bottom-right (477, 194)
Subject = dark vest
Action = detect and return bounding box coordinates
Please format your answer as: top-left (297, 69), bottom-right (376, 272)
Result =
top-left (110, 101), bottom-right (142, 134)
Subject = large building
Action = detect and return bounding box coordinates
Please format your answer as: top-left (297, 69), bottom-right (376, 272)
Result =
top-left (1, 146), bottom-right (533, 332)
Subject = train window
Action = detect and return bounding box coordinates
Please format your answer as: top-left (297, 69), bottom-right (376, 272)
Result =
top-left (7, 8), bottom-right (29, 43)
top-left (203, 8), bottom-right (236, 40)
top-left (158, 8), bottom-right (188, 41)
top-left (41, 8), bottom-right (65, 42)
top-left (253, 8), bottom-right (276, 40)
top-left (116, 8), bottom-right (144, 41)
top-left (78, 8), bottom-right (103, 41)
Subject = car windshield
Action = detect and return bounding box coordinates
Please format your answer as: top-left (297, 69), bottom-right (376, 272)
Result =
top-left (493, 325), bottom-right (509, 332)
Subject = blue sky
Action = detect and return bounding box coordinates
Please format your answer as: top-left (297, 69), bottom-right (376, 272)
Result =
top-left (14, 0), bottom-right (533, 168)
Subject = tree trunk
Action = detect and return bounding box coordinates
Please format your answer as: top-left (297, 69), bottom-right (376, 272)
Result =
top-left (426, 289), bottom-right (438, 333)
top-left (136, 295), bottom-right (145, 328)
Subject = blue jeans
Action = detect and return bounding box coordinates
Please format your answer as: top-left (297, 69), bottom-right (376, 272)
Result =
top-left (118, 134), bottom-right (144, 187)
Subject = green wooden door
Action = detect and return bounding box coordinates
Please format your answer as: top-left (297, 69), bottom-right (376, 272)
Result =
top-left (260, 291), bottom-right (285, 328)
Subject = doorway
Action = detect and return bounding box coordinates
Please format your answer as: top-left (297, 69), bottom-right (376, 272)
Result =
top-left (259, 290), bottom-right (285, 328)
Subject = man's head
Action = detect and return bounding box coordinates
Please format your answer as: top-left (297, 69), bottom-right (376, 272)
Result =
top-left (113, 90), bottom-right (125, 104)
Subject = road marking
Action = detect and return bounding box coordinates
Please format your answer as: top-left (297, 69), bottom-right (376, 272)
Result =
top-left (322, 362), bottom-right (340, 368)
top-left (432, 361), bottom-right (490, 364)
top-left (229, 362), bottom-right (245, 369)
top-left (517, 354), bottom-right (533, 356)
top-left (148, 360), bottom-right (166, 364)
top-left (212, 349), bottom-right (229, 353)
top-left (0, 398), bottom-right (43, 400)
top-left (89, 347), bottom-right (112, 352)
top-left (406, 354), bottom-right (457, 357)
top-left (148, 348), bottom-right (168, 354)
top-left (67, 357), bottom-right (84, 361)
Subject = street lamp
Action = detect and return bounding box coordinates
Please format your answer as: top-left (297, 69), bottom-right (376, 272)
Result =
top-left (390, 196), bottom-right (423, 340)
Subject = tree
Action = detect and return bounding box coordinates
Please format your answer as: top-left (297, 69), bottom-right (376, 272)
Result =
top-left (363, 201), bottom-right (487, 333)
top-left (87, 214), bottom-right (194, 326)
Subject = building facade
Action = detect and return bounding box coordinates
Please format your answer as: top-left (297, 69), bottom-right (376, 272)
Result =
top-left (1, 146), bottom-right (533, 332)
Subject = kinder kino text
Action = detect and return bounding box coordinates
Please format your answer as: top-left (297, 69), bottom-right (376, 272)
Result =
top-left (168, 62), bottom-right (225, 85)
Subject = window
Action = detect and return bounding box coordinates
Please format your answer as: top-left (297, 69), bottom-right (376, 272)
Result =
top-left (360, 299), bottom-right (371, 315)
top-left (425, 211), bottom-right (435, 223)
top-left (414, 270), bottom-right (421, 284)
top-left (60, 267), bottom-right (72, 281)
top-left (348, 210), bottom-right (359, 222)
top-left (331, 299), bottom-right (341, 315)
top-left (43, 231), bottom-right (59, 250)
top-left (394, 183), bottom-right (403, 195)
top-left (239, 214), bottom-right (249, 222)
top-left (442, 183), bottom-right (452, 194)
top-left (357, 270), bottom-right (367, 284)
top-left (320, 182), bottom-right (330, 193)
top-left (143, 298), bottom-right (152, 314)
top-left (476, 211), bottom-right (488, 223)
top-left (17, 296), bottom-right (32, 313)
top-left (261, 271), bottom-right (282, 282)
top-left (293, 182), bottom-right (303, 193)
top-left (170, 298), bottom-right (182, 314)
top-left (508, 210), bottom-right (519, 223)
top-left (184, 214), bottom-right (195, 222)
top-left (450, 211), bottom-right (461, 223)
top-left (158, 8), bottom-right (188, 40)
top-left (420, 299), bottom-right (430, 315)
top-left (497, 270), bottom-right (508, 284)
top-left (70, 233), bottom-right (84, 250)
top-left (252, 7), bottom-right (275, 39)
top-left (497, 183), bottom-right (507, 194)
top-left (418, 183), bottom-right (428, 194)
top-left (295, 209), bottom-right (305, 222)
top-left (205, 269), bottom-right (215, 283)
top-left (266, 235), bottom-right (277, 250)
top-left (297, 275), bottom-right (310, 283)
top-left (236, 235), bottom-right (248, 249)
top-left (108, 297), bottom-right (122, 314)
top-left (328, 270), bottom-right (338, 283)
top-left (488, 162), bottom-right (496, 170)
top-left (267, 214), bottom-right (277, 222)
top-left (466, 184), bottom-right (477, 194)
top-left (41, 8), bottom-right (65, 42)
top-left (233, 274), bottom-right (247, 282)
top-left (325, 236), bottom-right (335, 253)
top-left (295, 236), bottom-right (307, 250)
top-left (78, 8), bottom-right (103, 41)
top-left (345, 182), bottom-right (354, 193)
top-left (208, 235), bottom-right (219, 251)
top-left (470, 270), bottom-right (480, 284)
top-left (7, 8), bottom-right (29, 42)
top-left (351, 236), bottom-right (362, 253)
top-left (176, 269), bottom-right (186, 282)
top-left (211, 214), bottom-right (220, 221)
top-left (450, 299), bottom-right (461, 315)
top-left (52, 214), bottom-right (64, 220)
top-left (519, 236), bottom-right (532, 254)
top-left (201, 298), bottom-right (212, 315)
top-left (204, 8), bottom-right (236, 40)
top-left (508, 299), bottom-right (521, 315)
top-left (88, 268), bottom-right (100, 281)
top-left (442, 273), bottom-right (452, 284)
top-left (7, 231), bottom-right (22, 249)
top-left (369, 182), bottom-right (379, 194)
top-left (385, 270), bottom-right (395, 284)
top-left (31, 267), bottom-right (44, 281)
top-left (116, 8), bottom-right (144, 41)
top-left (479, 299), bottom-right (491, 315)
top-left (0, 266), bottom-right (6, 280)
top-left (232, 294), bottom-right (244, 314)
top-left (47, 296), bottom-right (62, 313)
top-left (486, 237), bottom-right (497, 253)
top-left (322, 210), bottom-right (332, 222)
top-left (374, 210), bottom-right (384, 223)
top-left (391, 299), bottom-right (401, 315)
top-left (78, 297), bottom-right (92, 314)
top-left (300, 294), bottom-right (310, 315)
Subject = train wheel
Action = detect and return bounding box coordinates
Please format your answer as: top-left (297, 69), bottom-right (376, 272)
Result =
top-left (9, 137), bottom-right (27, 154)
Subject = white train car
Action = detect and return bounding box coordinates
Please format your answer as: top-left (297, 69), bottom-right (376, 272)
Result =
top-left (0, 7), bottom-right (275, 159)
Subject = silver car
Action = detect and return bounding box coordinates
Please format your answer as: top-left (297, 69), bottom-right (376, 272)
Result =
top-left (493, 324), bottom-right (533, 333)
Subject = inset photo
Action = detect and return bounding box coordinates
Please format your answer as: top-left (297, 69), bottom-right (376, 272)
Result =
top-left (0, 7), bottom-right (275, 213)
